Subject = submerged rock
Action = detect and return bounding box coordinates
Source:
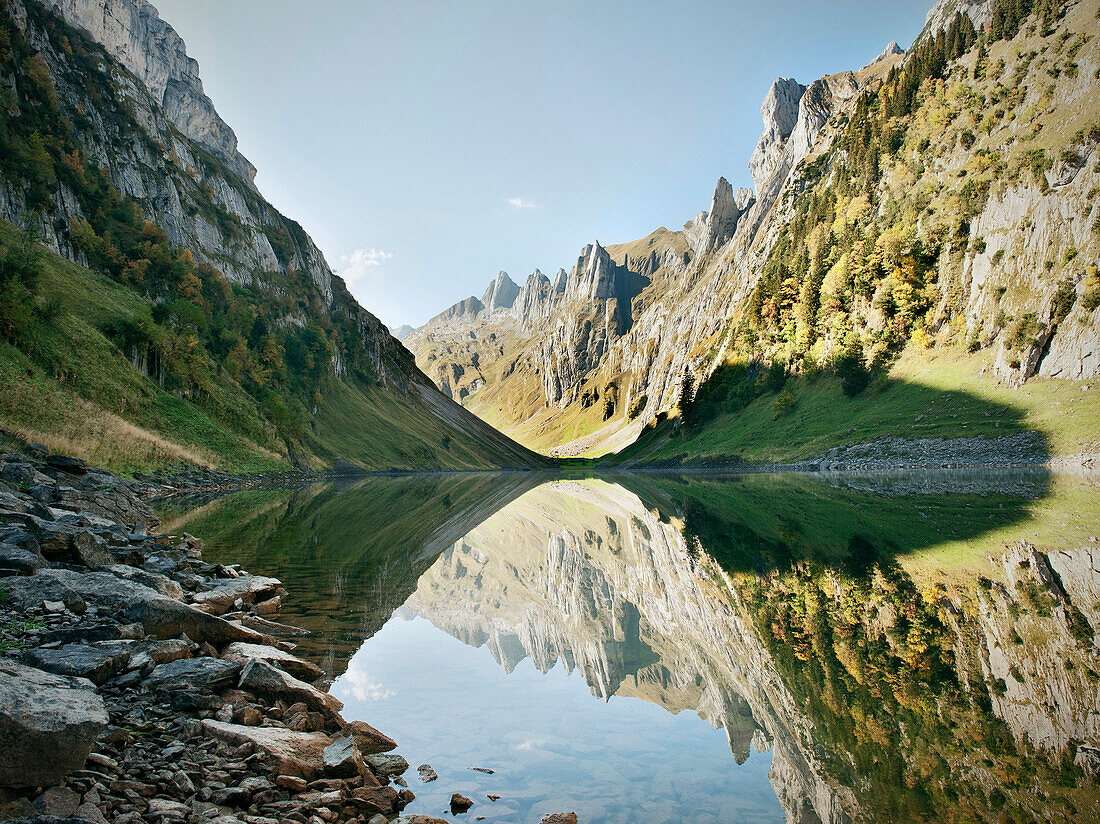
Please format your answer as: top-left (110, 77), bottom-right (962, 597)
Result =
top-left (450, 792), bottom-right (474, 813)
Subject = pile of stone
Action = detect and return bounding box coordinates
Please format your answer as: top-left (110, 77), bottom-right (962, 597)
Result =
top-left (0, 448), bottom-right (416, 824)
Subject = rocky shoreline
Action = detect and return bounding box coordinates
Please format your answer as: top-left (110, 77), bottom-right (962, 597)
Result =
top-left (0, 447), bottom-right (466, 824)
top-left (622, 430), bottom-right (1100, 473)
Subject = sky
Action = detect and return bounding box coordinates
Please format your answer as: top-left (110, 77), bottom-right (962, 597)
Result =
top-left (154, 0), bottom-right (933, 329)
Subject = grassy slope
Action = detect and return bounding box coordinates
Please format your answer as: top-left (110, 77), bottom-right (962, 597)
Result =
top-left (613, 342), bottom-right (1100, 466)
top-left (0, 220), bottom-right (543, 473)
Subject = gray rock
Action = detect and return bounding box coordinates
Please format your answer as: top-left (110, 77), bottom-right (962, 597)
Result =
top-left (23, 643), bottom-right (132, 686)
top-left (220, 642), bottom-right (322, 681)
top-left (107, 565), bottom-right (185, 599)
top-left (3, 569), bottom-right (264, 645)
top-left (192, 575), bottom-right (282, 615)
top-left (45, 454), bottom-right (88, 476)
top-left (364, 753), bottom-right (409, 776)
top-left (146, 657), bottom-right (242, 693)
top-left (0, 542), bottom-right (41, 575)
top-left (0, 659), bottom-right (108, 788)
top-left (322, 736), bottom-right (361, 778)
top-left (237, 659), bottom-right (342, 720)
top-left (33, 786), bottom-right (80, 817)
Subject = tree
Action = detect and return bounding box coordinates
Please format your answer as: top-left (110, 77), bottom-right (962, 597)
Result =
top-left (677, 370), bottom-right (696, 428)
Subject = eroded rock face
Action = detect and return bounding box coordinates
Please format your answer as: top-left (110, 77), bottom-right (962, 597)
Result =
top-left (749, 77), bottom-right (806, 197)
top-left (481, 271), bottom-right (521, 314)
top-left (46, 0), bottom-right (256, 183)
top-left (0, 659), bottom-right (108, 788)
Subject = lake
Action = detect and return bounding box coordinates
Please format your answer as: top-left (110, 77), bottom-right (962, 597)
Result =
top-left (159, 469), bottom-right (1100, 823)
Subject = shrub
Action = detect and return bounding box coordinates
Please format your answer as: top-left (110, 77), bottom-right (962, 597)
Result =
top-left (0, 231), bottom-right (43, 342)
top-left (1051, 277), bottom-right (1076, 323)
top-left (772, 390), bottom-right (796, 417)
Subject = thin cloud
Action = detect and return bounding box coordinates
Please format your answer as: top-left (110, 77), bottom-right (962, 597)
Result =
top-left (338, 247), bottom-right (393, 283)
top-left (506, 197), bottom-right (537, 210)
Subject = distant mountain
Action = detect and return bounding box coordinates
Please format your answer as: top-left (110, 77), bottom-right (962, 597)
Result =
top-left (0, 0), bottom-right (543, 471)
top-left (389, 324), bottom-right (415, 341)
top-left (409, 0), bottom-right (1099, 458)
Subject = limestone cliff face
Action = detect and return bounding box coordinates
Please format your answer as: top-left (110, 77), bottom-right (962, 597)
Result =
top-left (3, 0), bottom-right (544, 468)
top-left (404, 480), bottom-right (857, 824)
top-left (6, 0), bottom-right (335, 306)
top-left (45, 0), bottom-right (256, 183)
top-left (481, 270), bottom-right (520, 314)
top-left (977, 542), bottom-right (1100, 758)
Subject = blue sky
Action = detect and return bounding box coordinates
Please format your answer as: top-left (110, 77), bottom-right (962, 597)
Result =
top-left (155, 0), bottom-right (933, 328)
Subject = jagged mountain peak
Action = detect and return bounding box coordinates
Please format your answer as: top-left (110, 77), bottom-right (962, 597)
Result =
top-left (481, 270), bottom-right (521, 313)
top-left (873, 40), bottom-right (906, 64)
top-left (748, 77), bottom-right (807, 196)
top-left (684, 177), bottom-right (755, 257)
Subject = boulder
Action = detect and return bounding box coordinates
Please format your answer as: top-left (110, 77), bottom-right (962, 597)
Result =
top-left (107, 565), bottom-right (185, 599)
top-left (364, 753), bottom-right (409, 776)
top-left (3, 569), bottom-right (264, 645)
top-left (23, 643), bottom-right (132, 686)
top-left (146, 657), bottom-right (242, 693)
top-left (192, 575), bottom-right (282, 614)
top-left (220, 642), bottom-right (323, 681)
top-left (0, 542), bottom-right (40, 575)
top-left (33, 786), bottom-right (80, 817)
top-left (238, 659), bottom-right (342, 721)
top-left (0, 660), bottom-right (108, 788)
top-left (347, 785), bottom-right (400, 815)
top-left (540, 815), bottom-right (578, 824)
top-left (322, 736), bottom-right (362, 778)
top-left (345, 719), bottom-right (397, 755)
top-left (45, 454), bottom-right (88, 475)
top-left (450, 793), bottom-right (474, 813)
top-left (393, 817), bottom-right (449, 824)
top-left (201, 720), bottom-right (331, 779)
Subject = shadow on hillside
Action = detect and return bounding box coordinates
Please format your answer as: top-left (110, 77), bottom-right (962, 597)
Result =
top-left (620, 366), bottom-right (1053, 469)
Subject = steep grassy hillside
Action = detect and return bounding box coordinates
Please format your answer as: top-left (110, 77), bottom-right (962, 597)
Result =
top-left (0, 218), bottom-right (542, 472)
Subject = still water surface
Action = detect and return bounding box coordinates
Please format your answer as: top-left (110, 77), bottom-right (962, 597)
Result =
top-left (161, 469), bottom-right (1100, 823)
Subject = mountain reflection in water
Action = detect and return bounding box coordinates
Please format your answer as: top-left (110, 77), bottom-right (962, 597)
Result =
top-left (161, 469), bottom-right (1100, 824)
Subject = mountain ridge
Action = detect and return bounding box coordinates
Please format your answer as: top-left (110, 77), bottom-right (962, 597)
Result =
top-left (408, 0), bottom-right (1099, 459)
